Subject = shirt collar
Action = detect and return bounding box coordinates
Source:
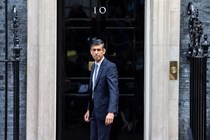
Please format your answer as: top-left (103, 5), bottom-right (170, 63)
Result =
top-left (95, 56), bottom-right (104, 67)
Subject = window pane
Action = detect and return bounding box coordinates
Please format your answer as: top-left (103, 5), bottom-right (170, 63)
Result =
top-left (106, 29), bottom-right (135, 77)
top-left (64, 0), bottom-right (91, 18)
top-left (65, 29), bottom-right (91, 77)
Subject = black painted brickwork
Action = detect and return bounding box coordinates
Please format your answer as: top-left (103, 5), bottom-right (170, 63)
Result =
top-left (0, 0), bottom-right (27, 140)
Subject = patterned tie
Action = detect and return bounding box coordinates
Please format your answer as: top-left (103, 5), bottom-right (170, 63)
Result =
top-left (92, 64), bottom-right (98, 99)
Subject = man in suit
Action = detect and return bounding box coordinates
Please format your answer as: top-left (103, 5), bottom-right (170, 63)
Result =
top-left (84, 38), bottom-right (119, 140)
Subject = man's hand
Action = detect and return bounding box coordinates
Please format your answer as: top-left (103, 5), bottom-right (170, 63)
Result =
top-left (105, 112), bottom-right (114, 125)
top-left (84, 110), bottom-right (90, 122)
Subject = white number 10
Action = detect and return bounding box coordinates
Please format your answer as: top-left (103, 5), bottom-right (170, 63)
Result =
top-left (93, 7), bottom-right (106, 14)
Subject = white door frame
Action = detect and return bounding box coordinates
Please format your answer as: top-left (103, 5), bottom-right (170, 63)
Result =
top-left (144, 0), bottom-right (152, 139)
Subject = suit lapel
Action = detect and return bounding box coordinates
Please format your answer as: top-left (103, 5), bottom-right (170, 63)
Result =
top-left (94, 58), bottom-right (107, 89)
top-left (89, 63), bottom-right (95, 90)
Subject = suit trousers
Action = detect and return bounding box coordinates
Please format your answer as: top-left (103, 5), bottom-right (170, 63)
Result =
top-left (90, 112), bottom-right (112, 140)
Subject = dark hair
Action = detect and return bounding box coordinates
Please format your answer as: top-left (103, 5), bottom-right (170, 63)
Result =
top-left (89, 38), bottom-right (104, 48)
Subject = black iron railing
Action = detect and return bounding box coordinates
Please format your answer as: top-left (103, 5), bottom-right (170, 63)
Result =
top-left (13, 5), bottom-right (21, 140)
top-left (187, 2), bottom-right (210, 140)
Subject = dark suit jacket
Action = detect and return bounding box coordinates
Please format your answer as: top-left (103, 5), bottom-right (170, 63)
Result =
top-left (88, 58), bottom-right (119, 120)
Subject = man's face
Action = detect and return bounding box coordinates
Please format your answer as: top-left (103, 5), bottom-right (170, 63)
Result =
top-left (90, 44), bottom-right (106, 62)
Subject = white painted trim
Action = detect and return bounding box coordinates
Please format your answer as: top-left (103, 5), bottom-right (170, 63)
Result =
top-left (144, 0), bottom-right (180, 139)
top-left (27, 0), bottom-right (57, 139)
top-left (144, 0), bottom-right (152, 139)
top-left (27, 0), bottom-right (39, 139)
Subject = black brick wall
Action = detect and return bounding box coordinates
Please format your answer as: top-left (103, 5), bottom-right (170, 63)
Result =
top-left (0, 0), bottom-right (26, 140)
top-left (180, 0), bottom-right (210, 139)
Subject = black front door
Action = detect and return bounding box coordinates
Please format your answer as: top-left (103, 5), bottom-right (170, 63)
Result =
top-left (57, 0), bottom-right (144, 139)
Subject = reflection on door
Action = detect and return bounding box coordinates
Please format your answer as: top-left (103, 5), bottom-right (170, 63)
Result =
top-left (58, 0), bottom-right (144, 139)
